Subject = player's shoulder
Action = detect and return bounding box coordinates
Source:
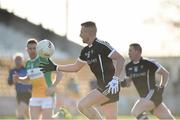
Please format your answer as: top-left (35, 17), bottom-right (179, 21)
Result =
top-left (141, 57), bottom-right (159, 65)
top-left (96, 39), bottom-right (114, 50)
top-left (126, 61), bottom-right (133, 68)
top-left (81, 46), bottom-right (89, 54)
top-left (96, 39), bottom-right (110, 46)
top-left (25, 59), bottom-right (31, 64)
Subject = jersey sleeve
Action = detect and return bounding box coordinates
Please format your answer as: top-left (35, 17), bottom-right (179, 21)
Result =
top-left (125, 65), bottom-right (130, 77)
top-left (148, 60), bottom-right (161, 73)
top-left (79, 48), bottom-right (87, 62)
top-left (98, 41), bottom-right (115, 57)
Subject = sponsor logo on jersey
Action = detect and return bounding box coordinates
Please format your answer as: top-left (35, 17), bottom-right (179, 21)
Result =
top-left (134, 66), bottom-right (138, 72)
top-left (85, 51), bottom-right (91, 58)
top-left (87, 58), bottom-right (98, 64)
top-left (27, 68), bottom-right (44, 80)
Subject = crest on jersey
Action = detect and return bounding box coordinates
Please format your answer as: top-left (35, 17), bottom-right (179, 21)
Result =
top-left (85, 51), bottom-right (91, 58)
top-left (91, 50), bottom-right (94, 54)
top-left (128, 67), bottom-right (133, 71)
top-left (134, 66), bottom-right (138, 72)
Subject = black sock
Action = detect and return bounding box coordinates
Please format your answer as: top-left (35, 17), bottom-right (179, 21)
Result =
top-left (136, 112), bottom-right (148, 120)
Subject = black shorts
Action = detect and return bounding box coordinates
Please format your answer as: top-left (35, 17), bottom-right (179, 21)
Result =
top-left (148, 89), bottom-right (163, 107)
top-left (150, 94), bottom-right (162, 107)
top-left (97, 83), bottom-right (120, 106)
top-left (16, 91), bottom-right (31, 105)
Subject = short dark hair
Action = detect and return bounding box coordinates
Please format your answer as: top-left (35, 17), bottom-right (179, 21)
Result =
top-left (81, 21), bottom-right (97, 33)
top-left (81, 21), bottom-right (96, 28)
top-left (26, 38), bottom-right (38, 46)
top-left (130, 43), bottom-right (142, 53)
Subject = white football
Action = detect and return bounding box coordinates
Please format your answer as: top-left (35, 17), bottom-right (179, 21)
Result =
top-left (36, 39), bottom-right (55, 58)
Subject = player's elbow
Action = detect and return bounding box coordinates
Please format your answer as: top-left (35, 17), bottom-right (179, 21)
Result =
top-left (164, 70), bottom-right (169, 78)
top-left (115, 54), bottom-right (124, 63)
top-left (119, 55), bottom-right (125, 63)
top-left (166, 71), bottom-right (170, 81)
top-left (8, 80), bottom-right (13, 85)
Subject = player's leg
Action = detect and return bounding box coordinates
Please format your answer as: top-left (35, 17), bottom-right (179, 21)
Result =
top-left (29, 106), bottom-right (41, 119)
top-left (131, 98), bottom-right (155, 119)
top-left (21, 91), bottom-right (31, 119)
top-left (41, 108), bottom-right (53, 119)
top-left (77, 89), bottom-right (109, 119)
top-left (16, 93), bottom-right (24, 119)
top-left (153, 102), bottom-right (175, 120)
top-left (41, 97), bottom-right (53, 119)
top-left (17, 101), bottom-right (28, 119)
top-left (24, 92), bottom-right (31, 119)
top-left (16, 92), bottom-right (31, 119)
top-left (100, 101), bottom-right (118, 119)
top-left (29, 98), bottom-right (42, 119)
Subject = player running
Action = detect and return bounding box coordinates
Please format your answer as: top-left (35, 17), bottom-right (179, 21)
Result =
top-left (13, 38), bottom-right (61, 119)
top-left (8, 53), bottom-right (32, 119)
top-left (122, 43), bottom-right (175, 120)
top-left (39, 21), bottom-right (125, 119)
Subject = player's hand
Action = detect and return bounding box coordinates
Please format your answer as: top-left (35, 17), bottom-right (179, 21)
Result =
top-left (39, 58), bottom-right (57, 73)
top-left (155, 85), bottom-right (164, 96)
top-left (121, 80), bottom-right (127, 87)
top-left (13, 71), bottom-right (19, 83)
top-left (121, 76), bottom-right (131, 87)
top-left (106, 76), bottom-right (120, 94)
top-left (46, 86), bottom-right (56, 96)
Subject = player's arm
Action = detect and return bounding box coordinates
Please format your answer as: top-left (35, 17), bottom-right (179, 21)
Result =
top-left (52, 71), bottom-right (62, 87)
top-left (121, 76), bottom-right (132, 87)
top-left (46, 71), bottom-right (62, 96)
top-left (156, 66), bottom-right (169, 87)
top-left (7, 70), bottom-right (14, 85)
top-left (109, 51), bottom-right (125, 78)
top-left (153, 64), bottom-right (168, 95)
top-left (13, 73), bottom-right (31, 84)
top-left (57, 58), bottom-right (86, 72)
top-left (40, 58), bottom-right (86, 73)
top-left (106, 50), bottom-right (125, 94)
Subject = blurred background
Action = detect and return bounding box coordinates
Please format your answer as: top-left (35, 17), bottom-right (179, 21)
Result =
top-left (0, 0), bottom-right (180, 118)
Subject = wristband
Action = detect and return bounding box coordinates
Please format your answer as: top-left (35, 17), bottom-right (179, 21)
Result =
top-left (155, 84), bottom-right (164, 88)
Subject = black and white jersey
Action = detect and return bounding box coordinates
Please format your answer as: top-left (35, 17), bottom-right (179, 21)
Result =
top-left (125, 57), bottom-right (161, 97)
top-left (79, 38), bottom-right (115, 88)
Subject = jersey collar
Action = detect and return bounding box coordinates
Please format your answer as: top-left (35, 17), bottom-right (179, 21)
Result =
top-left (132, 57), bottom-right (143, 64)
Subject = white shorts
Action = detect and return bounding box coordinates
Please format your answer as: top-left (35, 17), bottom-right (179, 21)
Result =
top-left (29, 97), bottom-right (53, 109)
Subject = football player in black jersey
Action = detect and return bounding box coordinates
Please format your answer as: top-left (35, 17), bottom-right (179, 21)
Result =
top-left (123, 43), bottom-right (175, 120)
top-left (40, 21), bottom-right (125, 119)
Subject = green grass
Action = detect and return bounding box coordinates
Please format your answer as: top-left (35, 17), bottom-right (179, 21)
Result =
top-left (0, 115), bottom-right (180, 120)
top-left (74, 115), bottom-right (157, 120)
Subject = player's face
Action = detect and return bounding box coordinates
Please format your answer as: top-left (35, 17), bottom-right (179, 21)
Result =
top-left (128, 46), bottom-right (140, 61)
top-left (14, 56), bottom-right (23, 68)
top-left (27, 43), bottom-right (37, 59)
top-left (80, 26), bottom-right (90, 43)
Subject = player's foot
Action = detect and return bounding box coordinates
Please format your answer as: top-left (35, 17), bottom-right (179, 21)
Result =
top-left (52, 107), bottom-right (72, 119)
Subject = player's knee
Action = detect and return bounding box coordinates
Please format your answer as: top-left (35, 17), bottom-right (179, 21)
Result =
top-left (131, 108), bottom-right (137, 117)
top-left (77, 102), bottom-right (85, 112)
top-left (17, 111), bottom-right (25, 119)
